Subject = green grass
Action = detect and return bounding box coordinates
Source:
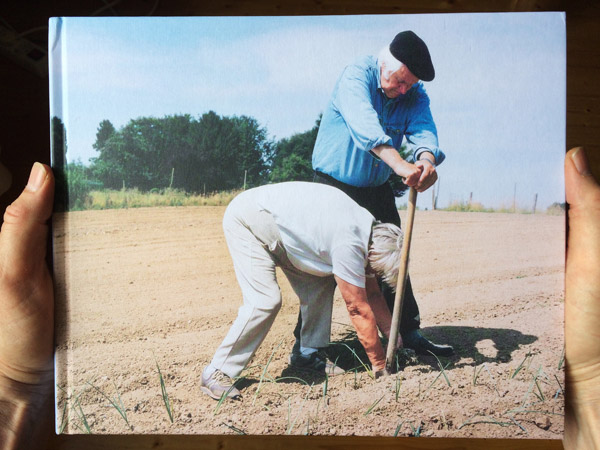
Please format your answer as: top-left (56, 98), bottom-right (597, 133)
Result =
top-left (80, 187), bottom-right (241, 210)
top-left (58, 400), bottom-right (69, 434)
top-left (56, 385), bottom-right (93, 434)
top-left (557, 346), bottom-right (565, 370)
top-left (220, 422), bottom-right (247, 434)
top-left (363, 394), bottom-right (385, 416)
top-left (155, 359), bottom-right (174, 423)
top-left (458, 414), bottom-right (514, 430)
top-left (511, 352), bottom-right (533, 379)
top-left (253, 341), bottom-right (284, 405)
top-left (442, 200), bottom-right (536, 214)
top-left (554, 374), bottom-right (564, 399)
top-left (521, 366), bottom-right (547, 406)
top-left (443, 200), bottom-right (495, 213)
top-left (421, 361), bottom-right (452, 400)
top-left (73, 393), bottom-right (92, 434)
top-left (393, 420), bottom-right (405, 437)
top-left (409, 421), bottom-right (423, 437)
top-left (338, 343), bottom-right (375, 380)
top-left (87, 380), bottom-right (131, 430)
top-left (473, 364), bottom-right (485, 386)
top-left (286, 384), bottom-right (314, 435)
top-left (394, 375), bottom-right (403, 402)
top-left (55, 385), bottom-right (71, 434)
top-left (429, 350), bottom-right (452, 387)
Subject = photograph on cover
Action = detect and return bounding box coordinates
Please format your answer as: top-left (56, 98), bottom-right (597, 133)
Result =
top-left (50, 13), bottom-right (566, 437)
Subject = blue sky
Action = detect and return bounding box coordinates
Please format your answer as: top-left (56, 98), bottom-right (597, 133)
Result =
top-left (49, 13), bottom-right (566, 210)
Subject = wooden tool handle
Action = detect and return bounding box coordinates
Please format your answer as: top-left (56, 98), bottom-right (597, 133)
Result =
top-left (385, 187), bottom-right (418, 372)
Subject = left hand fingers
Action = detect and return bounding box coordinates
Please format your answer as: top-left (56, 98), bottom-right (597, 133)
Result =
top-left (416, 167), bottom-right (438, 192)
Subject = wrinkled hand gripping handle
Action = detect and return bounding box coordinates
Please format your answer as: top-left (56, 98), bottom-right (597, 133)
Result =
top-left (385, 187), bottom-right (417, 372)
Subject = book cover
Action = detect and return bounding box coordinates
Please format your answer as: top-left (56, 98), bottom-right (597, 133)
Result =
top-left (49, 13), bottom-right (566, 437)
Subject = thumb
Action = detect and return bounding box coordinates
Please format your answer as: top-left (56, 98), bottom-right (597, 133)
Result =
top-left (0, 163), bottom-right (55, 281)
top-left (565, 147), bottom-right (600, 261)
top-left (565, 147), bottom-right (600, 207)
top-left (564, 147), bottom-right (600, 372)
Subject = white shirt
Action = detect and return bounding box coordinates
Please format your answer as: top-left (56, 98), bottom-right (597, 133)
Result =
top-left (243, 182), bottom-right (375, 288)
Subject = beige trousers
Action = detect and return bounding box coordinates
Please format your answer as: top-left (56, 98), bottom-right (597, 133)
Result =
top-left (209, 196), bottom-right (336, 378)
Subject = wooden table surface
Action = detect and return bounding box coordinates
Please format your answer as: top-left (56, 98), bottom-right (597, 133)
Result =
top-left (1, 1), bottom-right (598, 449)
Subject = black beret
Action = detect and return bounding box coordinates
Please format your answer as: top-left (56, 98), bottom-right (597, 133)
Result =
top-left (389, 31), bottom-right (435, 82)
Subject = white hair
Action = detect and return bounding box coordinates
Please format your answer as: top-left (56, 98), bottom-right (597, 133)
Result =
top-left (378, 45), bottom-right (405, 81)
top-left (368, 222), bottom-right (404, 291)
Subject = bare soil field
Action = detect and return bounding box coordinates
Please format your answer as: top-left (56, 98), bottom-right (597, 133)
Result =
top-left (53, 206), bottom-right (565, 439)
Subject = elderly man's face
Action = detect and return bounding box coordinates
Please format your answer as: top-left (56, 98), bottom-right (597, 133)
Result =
top-left (381, 64), bottom-right (419, 98)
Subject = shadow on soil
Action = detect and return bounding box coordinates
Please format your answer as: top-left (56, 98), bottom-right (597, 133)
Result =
top-left (325, 325), bottom-right (538, 375)
top-left (419, 325), bottom-right (538, 366)
top-left (236, 325), bottom-right (539, 389)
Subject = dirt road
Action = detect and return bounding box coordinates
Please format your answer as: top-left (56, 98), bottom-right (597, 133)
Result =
top-left (54, 206), bottom-right (564, 438)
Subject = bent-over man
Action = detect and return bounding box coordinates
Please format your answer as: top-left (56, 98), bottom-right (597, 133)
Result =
top-left (201, 182), bottom-right (404, 400)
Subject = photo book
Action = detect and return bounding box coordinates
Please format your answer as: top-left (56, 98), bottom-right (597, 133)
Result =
top-left (50, 13), bottom-right (566, 437)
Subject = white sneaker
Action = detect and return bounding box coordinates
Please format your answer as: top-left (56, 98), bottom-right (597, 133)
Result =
top-left (200, 368), bottom-right (241, 400)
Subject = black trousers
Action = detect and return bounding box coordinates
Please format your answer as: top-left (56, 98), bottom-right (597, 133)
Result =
top-left (293, 172), bottom-right (421, 345)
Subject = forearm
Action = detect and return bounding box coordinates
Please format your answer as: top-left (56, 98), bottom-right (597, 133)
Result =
top-left (336, 276), bottom-right (387, 371)
top-left (365, 279), bottom-right (393, 338)
top-left (417, 150), bottom-right (436, 164)
top-left (346, 305), bottom-right (386, 371)
top-left (366, 279), bottom-right (403, 349)
top-left (371, 145), bottom-right (412, 177)
top-left (0, 375), bottom-right (53, 450)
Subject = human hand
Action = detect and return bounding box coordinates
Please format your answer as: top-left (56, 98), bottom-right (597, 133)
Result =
top-left (414, 157), bottom-right (438, 192)
top-left (563, 147), bottom-right (600, 450)
top-left (396, 160), bottom-right (423, 187)
top-left (0, 162), bottom-right (55, 449)
top-left (370, 144), bottom-right (424, 187)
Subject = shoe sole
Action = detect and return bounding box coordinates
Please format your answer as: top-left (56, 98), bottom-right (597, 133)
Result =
top-left (200, 385), bottom-right (240, 400)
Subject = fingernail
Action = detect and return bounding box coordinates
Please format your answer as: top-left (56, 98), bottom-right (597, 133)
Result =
top-left (571, 147), bottom-right (591, 176)
top-left (26, 162), bottom-right (47, 192)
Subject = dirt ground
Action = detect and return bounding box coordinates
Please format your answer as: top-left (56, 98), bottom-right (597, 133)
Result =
top-left (53, 206), bottom-right (565, 439)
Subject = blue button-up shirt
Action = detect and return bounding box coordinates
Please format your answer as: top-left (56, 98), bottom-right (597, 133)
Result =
top-left (312, 55), bottom-right (445, 187)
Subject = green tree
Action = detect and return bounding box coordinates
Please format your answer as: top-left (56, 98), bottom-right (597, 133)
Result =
top-left (93, 120), bottom-right (116, 151)
top-left (187, 112), bottom-right (272, 192)
top-left (89, 113), bottom-right (272, 193)
top-left (269, 117), bottom-right (319, 183)
top-left (50, 117), bottom-right (96, 210)
top-left (64, 161), bottom-right (95, 210)
top-left (231, 115), bottom-right (272, 188)
top-left (89, 130), bottom-right (127, 190)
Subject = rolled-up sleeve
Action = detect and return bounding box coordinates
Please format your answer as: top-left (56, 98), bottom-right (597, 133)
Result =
top-left (405, 89), bottom-right (446, 166)
top-left (332, 65), bottom-right (392, 153)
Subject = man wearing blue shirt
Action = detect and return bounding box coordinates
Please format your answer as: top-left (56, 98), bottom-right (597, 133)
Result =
top-left (290, 31), bottom-right (453, 371)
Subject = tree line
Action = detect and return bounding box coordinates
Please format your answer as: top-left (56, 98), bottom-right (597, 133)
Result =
top-left (51, 112), bottom-right (321, 210)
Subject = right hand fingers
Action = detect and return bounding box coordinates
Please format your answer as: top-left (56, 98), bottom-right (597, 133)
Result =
top-left (401, 165), bottom-right (423, 187)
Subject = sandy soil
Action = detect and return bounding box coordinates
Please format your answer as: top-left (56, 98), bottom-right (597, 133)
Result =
top-left (53, 206), bottom-right (565, 439)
